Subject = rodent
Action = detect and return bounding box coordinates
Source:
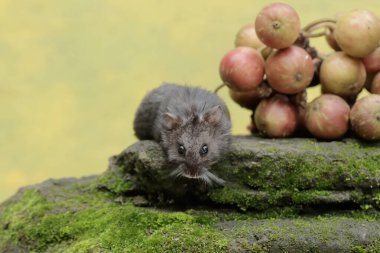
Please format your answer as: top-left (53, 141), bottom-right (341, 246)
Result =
top-left (133, 83), bottom-right (231, 185)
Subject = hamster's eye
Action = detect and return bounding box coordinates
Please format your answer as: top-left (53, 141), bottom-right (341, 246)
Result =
top-left (178, 145), bottom-right (186, 155)
top-left (199, 144), bottom-right (208, 156)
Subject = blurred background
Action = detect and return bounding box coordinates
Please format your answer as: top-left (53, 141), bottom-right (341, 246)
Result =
top-left (1, 0), bottom-right (379, 202)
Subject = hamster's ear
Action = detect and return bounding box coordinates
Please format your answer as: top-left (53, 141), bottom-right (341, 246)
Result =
top-left (163, 113), bottom-right (182, 130)
top-left (203, 105), bottom-right (223, 125)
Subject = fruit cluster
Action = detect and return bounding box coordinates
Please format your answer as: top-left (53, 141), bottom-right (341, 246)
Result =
top-left (218, 2), bottom-right (380, 141)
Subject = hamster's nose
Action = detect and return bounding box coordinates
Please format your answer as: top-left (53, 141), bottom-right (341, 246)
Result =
top-left (186, 149), bottom-right (196, 158)
top-left (185, 150), bottom-right (199, 167)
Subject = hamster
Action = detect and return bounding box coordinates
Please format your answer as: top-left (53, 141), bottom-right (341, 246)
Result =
top-left (133, 83), bottom-right (231, 185)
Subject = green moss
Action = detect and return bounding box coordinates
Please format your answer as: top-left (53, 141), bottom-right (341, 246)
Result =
top-left (351, 240), bottom-right (380, 253)
top-left (140, 223), bottom-right (228, 253)
top-left (0, 185), bottom-right (228, 252)
top-left (97, 166), bottom-right (133, 195)
top-left (372, 191), bottom-right (380, 208)
top-left (291, 190), bottom-right (330, 204)
top-left (209, 184), bottom-right (371, 211)
top-left (243, 153), bottom-right (380, 191)
top-left (216, 138), bottom-right (380, 194)
top-left (0, 190), bottom-right (53, 250)
top-left (226, 216), bottom-right (380, 253)
top-left (1, 182), bottom-right (380, 252)
top-left (208, 186), bottom-right (275, 211)
top-left (207, 138), bottom-right (380, 210)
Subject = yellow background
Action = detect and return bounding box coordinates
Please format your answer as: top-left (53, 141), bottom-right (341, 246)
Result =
top-left (1, 0), bottom-right (379, 202)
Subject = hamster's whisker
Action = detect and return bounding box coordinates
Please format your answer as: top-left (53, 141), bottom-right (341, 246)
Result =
top-left (170, 167), bottom-right (184, 178)
top-left (199, 171), bottom-right (213, 185)
top-left (208, 160), bottom-right (218, 166)
top-left (204, 170), bottom-right (225, 185)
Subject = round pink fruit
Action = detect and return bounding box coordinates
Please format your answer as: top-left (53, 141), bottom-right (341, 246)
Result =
top-left (362, 47), bottom-right (380, 73)
top-left (320, 52), bottom-right (366, 98)
top-left (219, 47), bottom-right (265, 91)
top-left (255, 3), bottom-right (301, 49)
top-left (254, 94), bottom-right (298, 138)
top-left (305, 94), bottom-right (350, 140)
top-left (350, 94), bottom-right (380, 140)
top-left (371, 72), bottom-right (380, 94)
top-left (335, 10), bottom-right (380, 57)
top-left (235, 23), bottom-right (264, 49)
top-left (266, 46), bottom-right (314, 94)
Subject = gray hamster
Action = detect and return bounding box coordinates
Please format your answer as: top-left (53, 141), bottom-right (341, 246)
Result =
top-left (133, 83), bottom-right (231, 185)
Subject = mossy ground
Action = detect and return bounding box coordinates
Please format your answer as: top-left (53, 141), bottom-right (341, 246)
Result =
top-left (1, 137), bottom-right (380, 252)
top-left (1, 177), bottom-right (380, 253)
top-left (0, 179), bottom-right (228, 253)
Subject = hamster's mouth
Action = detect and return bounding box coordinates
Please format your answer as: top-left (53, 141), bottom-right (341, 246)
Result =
top-left (183, 166), bottom-right (205, 179)
top-left (170, 165), bottom-right (225, 185)
top-left (182, 173), bottom-right (200, 179)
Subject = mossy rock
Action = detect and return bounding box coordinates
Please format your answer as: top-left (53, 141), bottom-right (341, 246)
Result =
top-left (1, 176), bottom-right (380, 252)
top-left (1, 135), bottom-right (380, 252)
top-left (100, 136), bottom-right (380, 211)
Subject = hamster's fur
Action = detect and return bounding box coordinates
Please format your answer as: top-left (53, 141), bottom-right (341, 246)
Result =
top-left (133, 83), bottom-right (231, 185)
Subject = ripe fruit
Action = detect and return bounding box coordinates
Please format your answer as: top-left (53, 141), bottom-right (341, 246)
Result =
top-left (364, 72), bottom-right (375, 91)
top-left (350, 94), bottom-right (380, 140)
top-left (370, 72), bottom-right (380, 94)
top-left (362, 47), bottom-right (380, 73)
top-left (255, 3), bottom-right (301, 49)
top-left (234, 23), bottom-right (264, 49)
top-left (335, 10), bottom-right (380, 57)
top-left (219, 47), bottom-right (265, 91)
top-left (325, 27), bottom-right (341, 51)
top-left (320, 52), bottom-right (366, 98)
top-left (229, 82), bottom-right (273, 109)
top-left (265, 46), bottom-right (314, 94)
top-left (229, 89), bottom-right (261, 110)
top-left (305, 94), bottom-right (350, 140)
top-left (220, 4), bottom-right (380, 141)
top-left (254, 95), bottom-right (298, 138)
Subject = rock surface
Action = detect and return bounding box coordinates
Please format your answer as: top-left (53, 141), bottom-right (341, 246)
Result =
top-left (102, 136), bottom-right (380, 210)
top-left (1, 136), bottom-right (380, 252)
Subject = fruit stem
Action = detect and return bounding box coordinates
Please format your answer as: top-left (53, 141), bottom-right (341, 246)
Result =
top-left (257, 81), bottom-right (273, 98)
top-left (303, 30), bottom-right (328, 38)
top-left (302, 18), bottom-right (337, 33)
top-left (317, 54), bottom-right (327, 61)
top-left (214, 83), bottom-right (227, 94)
top-left (302, 19), bottom-right (337, 38)
top-left (307, 22), bottom-right (336, 33)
